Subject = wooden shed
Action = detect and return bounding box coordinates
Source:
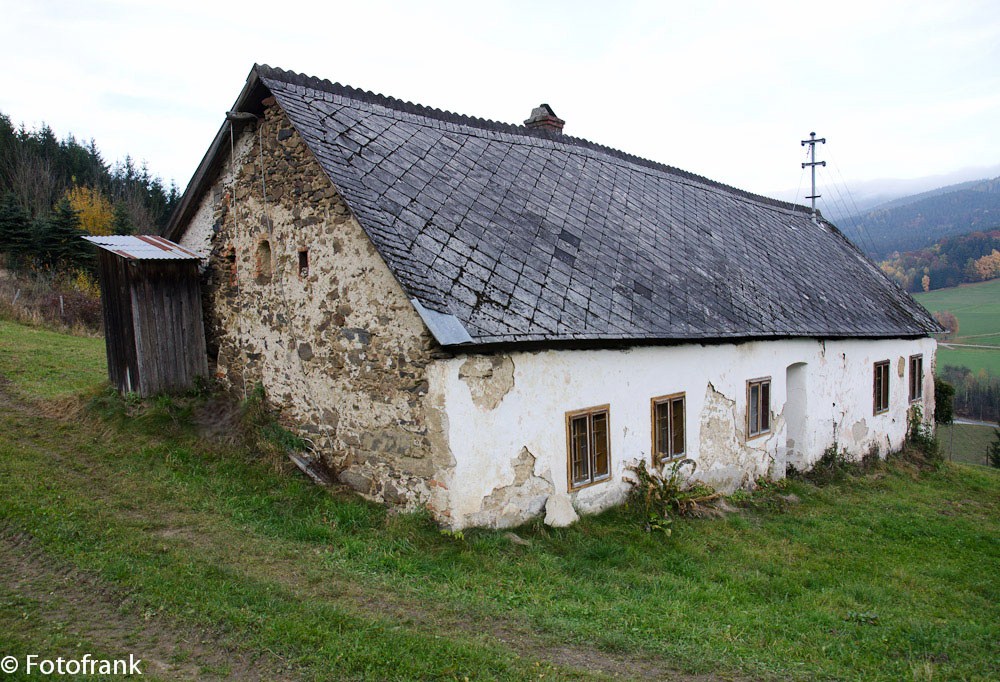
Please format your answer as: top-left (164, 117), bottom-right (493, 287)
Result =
top-left (84, 235), bottom-right (208, 397)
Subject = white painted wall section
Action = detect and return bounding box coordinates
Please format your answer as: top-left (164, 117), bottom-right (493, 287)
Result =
top-left (431, 337), bottom-right (936, 529)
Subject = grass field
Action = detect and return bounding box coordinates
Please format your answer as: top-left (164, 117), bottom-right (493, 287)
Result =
top-left (915, 278), bottom-right (1000, 375)
top-left (1, 320), bottom-right (998, 681)
top-left (0, 319), bottom-right (106, 397)
top-left (915, 278), bottom-right (1000, 345)
top-left (938, 423), bottom-right (999, 466)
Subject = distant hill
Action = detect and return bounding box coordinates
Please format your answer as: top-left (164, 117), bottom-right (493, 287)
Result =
top-left (836, 176), bottom-right (1000, 259)
top-left (770, 164), bottom-right (1000, 219)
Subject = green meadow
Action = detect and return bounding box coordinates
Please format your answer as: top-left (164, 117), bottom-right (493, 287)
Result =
top-left (915, 278), bottom-right (1000, 375)
top-left (0, 319), bottom-right (997, 681)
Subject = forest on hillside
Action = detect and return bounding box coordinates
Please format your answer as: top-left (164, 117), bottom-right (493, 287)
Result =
top-left (839, 177), bottom-right (1000, 259)
top-left (0, 111), bottom-right (179, 273)
top-left (0, 112), bottom-right (179, 331)
top-left (879, 230), bottom-right (1000, 292)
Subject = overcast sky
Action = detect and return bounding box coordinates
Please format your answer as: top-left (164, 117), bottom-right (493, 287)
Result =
top-left (3, 0), bottom-right (999, 208)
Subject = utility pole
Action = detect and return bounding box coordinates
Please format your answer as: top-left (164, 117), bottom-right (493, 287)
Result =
top-left (801, 132), bottom-right (826, 218)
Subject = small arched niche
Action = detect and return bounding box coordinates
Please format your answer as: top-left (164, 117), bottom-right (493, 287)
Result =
top-left (255, 238), bottom-right (272, 283)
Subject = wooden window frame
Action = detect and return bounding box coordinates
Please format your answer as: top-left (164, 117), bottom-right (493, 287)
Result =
top-left (651, 392), bottom-right (686, 464)
top-left (746, 377), bottom-right (771, 440)
top-left (909, 354), bottom-right (923, 403)
top-left (566, 404), bottom-right (611, 492)
top-left (873, 360), bottom-right (890, 414)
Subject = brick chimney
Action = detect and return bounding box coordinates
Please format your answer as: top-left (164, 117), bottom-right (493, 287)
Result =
top-left (524, 104), bottom-right (565, 134)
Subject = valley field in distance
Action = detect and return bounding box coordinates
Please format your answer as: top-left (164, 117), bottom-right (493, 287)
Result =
top-left (914, 278), bottom-right (1000, 376)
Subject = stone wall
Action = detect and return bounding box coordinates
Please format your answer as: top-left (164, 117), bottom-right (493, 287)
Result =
top-left (177, 98), bottom-right (452, 514)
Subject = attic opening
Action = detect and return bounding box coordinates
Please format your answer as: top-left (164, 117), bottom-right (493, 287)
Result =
top-left (223, 245), bottom-right (237, 285)
top-left (256, 239), bottom-right (272, 283)
top-left (298, 248), bottom-right (310, 278)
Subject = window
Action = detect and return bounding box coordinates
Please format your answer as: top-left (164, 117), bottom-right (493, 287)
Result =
top-left (223, 245), bottom-right (237, 285)
top-left (747, 378), bottom-right (771, 439)
top-left (255, 239), bottom-right (272, 282)
top-left (652, 393), bottom-right (685, 463)
top-left (567, 406), bottom-right (610, 490)
top-left (874, 360), bottom-right (890, 414)
top-left (298, 248), bottom-right (310, 278)
top-left (909, 355), bottom-right (923, 402)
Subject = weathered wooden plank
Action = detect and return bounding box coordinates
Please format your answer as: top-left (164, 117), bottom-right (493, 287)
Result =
top-left (94, 250), bottom-right (208, 397)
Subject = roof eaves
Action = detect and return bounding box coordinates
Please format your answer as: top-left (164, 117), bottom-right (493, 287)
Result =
top-left (410, 299), bottom-right (474, 346)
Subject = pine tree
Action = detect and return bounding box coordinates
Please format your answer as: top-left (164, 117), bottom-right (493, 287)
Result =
top-left (111, 201), bottom-right (134, 235)
top-left (0, 192), bottom-right (32, 268)
top-left (987, 430), bottom-right (1000, 468)
top-left (37, 198), bottom-right (90, 270)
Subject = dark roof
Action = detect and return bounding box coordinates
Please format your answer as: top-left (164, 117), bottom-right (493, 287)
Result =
top-left (167, 64), bottom-right (939, 348)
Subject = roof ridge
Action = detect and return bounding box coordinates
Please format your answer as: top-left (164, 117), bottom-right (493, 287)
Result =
top-left (254, 64), bottom-right (814, 217)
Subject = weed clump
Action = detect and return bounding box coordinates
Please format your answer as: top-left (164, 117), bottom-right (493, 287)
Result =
top-left (790, 443), bottom-right (857, 486)
top-left (238, 382), bottom-right (311, 466)
top-left (87, 380), bottom-right (312, 474)
top-left (729, 476), bottom-right (796, 513)
top-left (791, 407), bottom-right (945, 486)
top-left (893, 407), bottom-right (944, 471)
top-left (626, 459), bottom-right (720, 533)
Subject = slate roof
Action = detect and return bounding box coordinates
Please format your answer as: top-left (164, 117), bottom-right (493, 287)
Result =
top-left (167, 64), bottom-right (939, 348)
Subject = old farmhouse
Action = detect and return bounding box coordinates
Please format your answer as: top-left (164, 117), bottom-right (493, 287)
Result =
top-left (166, 64), bottom-right (939, 528)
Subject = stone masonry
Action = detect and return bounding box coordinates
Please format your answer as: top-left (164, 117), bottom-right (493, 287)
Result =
top-left (184, 98), bottom-right (452, 513)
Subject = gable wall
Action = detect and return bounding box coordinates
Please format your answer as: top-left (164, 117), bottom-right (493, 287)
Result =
top-left (177, 100), bottom-right (452, 511)
top-left (430, 336), bottom-right (936, 529)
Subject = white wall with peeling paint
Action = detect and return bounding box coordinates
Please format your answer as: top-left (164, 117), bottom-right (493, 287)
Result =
top-left (431, 337), bottom-right (936, 529)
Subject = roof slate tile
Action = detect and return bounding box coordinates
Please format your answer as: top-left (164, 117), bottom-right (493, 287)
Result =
top-left (197, 65), bottom-right (947, 347)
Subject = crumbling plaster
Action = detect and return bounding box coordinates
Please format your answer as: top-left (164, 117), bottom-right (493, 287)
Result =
top-left (178, 101), bottom-right (450, 514)
top-left (433, 337), bottom-right (936, 529)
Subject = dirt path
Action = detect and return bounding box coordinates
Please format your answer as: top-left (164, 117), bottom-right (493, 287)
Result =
top-left (0, 529), bottom-right (294, 681)
top-left (939, 342), bottom-right (1000, 350)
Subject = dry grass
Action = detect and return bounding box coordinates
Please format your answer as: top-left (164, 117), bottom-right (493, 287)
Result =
top-left (0, 266), bottom-right (102, 336)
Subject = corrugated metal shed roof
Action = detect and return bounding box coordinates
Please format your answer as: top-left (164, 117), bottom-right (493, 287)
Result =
top-left (83, 235), bottom-right (200, 260)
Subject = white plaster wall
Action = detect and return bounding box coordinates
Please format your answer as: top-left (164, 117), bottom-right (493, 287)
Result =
top-left (178, 190), bottom-right (216, 260)
top-left (430, 336), bottom-right (936, 529)
top-left (179, 132), bottom-right (256, 261)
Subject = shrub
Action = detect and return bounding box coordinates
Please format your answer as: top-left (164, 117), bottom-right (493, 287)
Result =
top-left (626, 459), bottom-right (719, 533)
top-left (0, 266), bottom-right (102, 334)
top-left (987, 430), bottom-right (1000, 469)
top-left (934, 376), bottom-right (955, 425)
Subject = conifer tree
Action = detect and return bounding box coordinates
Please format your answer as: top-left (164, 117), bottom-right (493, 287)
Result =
top-left (0, 192), bottom-right (31, 267)
top-left (37, 198), bottom-right (90, 270)
top-left (111, 201), bottom-right (135, 235)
